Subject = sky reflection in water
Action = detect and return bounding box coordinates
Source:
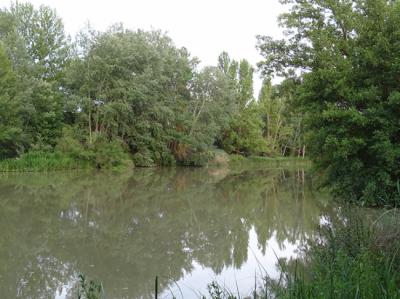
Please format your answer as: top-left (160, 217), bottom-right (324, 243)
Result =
top-left (0, 166), bottom-right (334, 298)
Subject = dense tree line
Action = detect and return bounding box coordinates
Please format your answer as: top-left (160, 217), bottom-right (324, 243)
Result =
top-left (2, 0), bottom-right (397, 206)
top-left (0, 2), bottom-right (304, 169)
top-left (257, 0), bottom-right (400, 205)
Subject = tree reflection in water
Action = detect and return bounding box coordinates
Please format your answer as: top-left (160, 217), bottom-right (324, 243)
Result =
top-left (0, 166), bottom-right (334, 298)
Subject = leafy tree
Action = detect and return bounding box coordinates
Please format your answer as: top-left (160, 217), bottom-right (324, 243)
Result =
top-left (257, 0), bottom-right (400, 205)
top-left (0, 2), bottom-right (67, 152)
top-left (215, 52), bottom-right (267, 155)
top-left (184, 66), bottom-right (237, 165)
top-left (0, 1), bottom-right (310, 168)
top-left (221, 101), bottom-right (267, 156)
top-left (237, 59), bottom-right (254, 107)
top-left (258, 79), bottom-right (287, 156)
top-left (65, 27), bottom-right (201, 166)
top-left (7, 1), bottom-right (70, 81)
top-left (258, 78), bottom-right (305, 157)
top-left (0, 43), bottom-right (25, 158)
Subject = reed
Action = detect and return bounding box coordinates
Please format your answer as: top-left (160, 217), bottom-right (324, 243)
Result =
top-left (0, 151), bottom-right (91, 172)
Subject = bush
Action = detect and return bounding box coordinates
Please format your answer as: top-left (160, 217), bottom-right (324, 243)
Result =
top-left (0, 129), bottom-right (134, 172)
top-left (132, 150), bottom-right (157, 167)
top-left (89, 136), bottom-right (132, 170)
top-left (56, 126), bottom-right (87, 159)
top-left (57, 128), bottom-right (133, 170)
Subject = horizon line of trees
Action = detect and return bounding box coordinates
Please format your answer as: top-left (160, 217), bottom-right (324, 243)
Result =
top-left (0, 1), bottom-right (306, 169)
top-left (4, 0), bottom-right (396, 206)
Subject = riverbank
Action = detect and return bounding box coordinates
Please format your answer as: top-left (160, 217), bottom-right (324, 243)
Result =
top-left (0, 152), bottom-right (90, 172)
top-left (0, 150), bottom-right (132, 172)
top-left (228, 154), bottom-right (311, 169)
top-left (0, 149), bottom-right (309, 172)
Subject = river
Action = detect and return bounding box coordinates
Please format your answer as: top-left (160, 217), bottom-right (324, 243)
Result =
top-left (0, 165), bottom-right (337, 298)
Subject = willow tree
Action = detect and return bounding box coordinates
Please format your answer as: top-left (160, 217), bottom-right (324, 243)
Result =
top-left (257, 0), bottom-right (400, 206)
top-left (65, 27), bottom-right (214, 166)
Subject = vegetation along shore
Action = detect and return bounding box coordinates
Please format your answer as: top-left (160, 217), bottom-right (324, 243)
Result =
top-left (1, 0), bottom-right (399, 298)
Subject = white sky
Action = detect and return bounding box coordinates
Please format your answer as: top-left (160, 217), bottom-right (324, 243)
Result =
top-left (0, 0), bottom-right (285, 94)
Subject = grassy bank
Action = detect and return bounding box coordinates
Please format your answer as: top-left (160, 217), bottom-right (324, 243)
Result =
top-left (0, 150), bottom-right (133, 172)
top-left (0, 148), bottom-right (310, 172)
top-left (0, 151), bottom-right (91, 172)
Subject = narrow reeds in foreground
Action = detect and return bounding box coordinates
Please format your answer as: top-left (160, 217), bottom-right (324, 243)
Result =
top-left (269, 209), bottom-right (400, 299)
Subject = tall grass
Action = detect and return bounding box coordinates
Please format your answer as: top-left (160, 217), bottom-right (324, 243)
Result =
top-left (269, 209), bottom-right (400, 299)
top-left (0, 151), bottom-right (91, 172)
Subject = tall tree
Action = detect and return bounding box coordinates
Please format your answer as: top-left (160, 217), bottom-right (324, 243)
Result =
top-left (216, 52), bottom-right (266, 155)
top-left (0, 2), bottom-right (68, 151)
top-left (0, 43), bottom-right (25, 158)
top-left (257, 0), bottom-right (400, 205)
top-left (8, 2), bottom-right (70, 81)
top-left (237, 59), bottom-right (254, 107)
top-left (65, 27), bottom-right (201, 166)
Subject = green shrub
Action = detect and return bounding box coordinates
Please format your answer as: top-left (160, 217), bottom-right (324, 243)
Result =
top-left (56, 126), bottom-right (87, 159)
top-left (57, 128), bottom-right (133, 170)
top-left (132, 150), bottom-right (157, 167)
top-left (89, 136), bottom-right (132, 170)
top-left (0, 129), bottom-right (133, 172)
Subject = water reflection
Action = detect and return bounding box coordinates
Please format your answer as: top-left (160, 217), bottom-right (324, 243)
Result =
top-left (0, 166), bottom-right (333, 298)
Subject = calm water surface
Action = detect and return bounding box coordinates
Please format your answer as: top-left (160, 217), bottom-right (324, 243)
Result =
top-left (0, 165), bottom-right (336, 298)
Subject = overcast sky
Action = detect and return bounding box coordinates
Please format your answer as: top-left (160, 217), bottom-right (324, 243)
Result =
top-left (0, 0), bottom-right (286, 94)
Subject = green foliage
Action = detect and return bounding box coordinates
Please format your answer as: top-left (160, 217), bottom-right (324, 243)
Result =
top-left (257, 0), bottom-right (400, 206)
top-left (0, 42), bottom-right (25, 158)
top-left (89, 135), bottom-right (132, 170)
top-left (0, 1), bottom-right (306, 169)
top-left (56, 128), bottom-right (132, 170)
top-left (7, 1), bottom-right (70, 81)
top-left (0, 2), bottom-right (67, 156)
top-left (271, 211), bottom-right (400, 299)
top-left (66, 27), bottom-right (209, 166)
top-left (222, 102), bottom-right (267, 156)
top-left (258, 78), bottom-right (305, 157)
top-left (215, 53), bottom-right (270, 156)
top-left (0, 151), bottom-right (88, 172)
top-left (78, 274), bottom-right (104, 299)
top-left (21, 79), bottom-right (64, 149)
top-left (55, 126), bottom-right (87, 158)
top-left (132, 150), bottom-right (157, 167)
